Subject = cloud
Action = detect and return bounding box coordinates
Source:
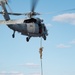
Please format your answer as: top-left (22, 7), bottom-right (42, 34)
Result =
top-left (70, 40), bottom-right (75, 44)
top-left (25, 63), bottom-right (39, 67)
top-left (46, 23), bottom-right (53, 27)
top-left (30, 73), bottom-right (40, 75)
top-left (56, 44), bottom-right (71, 48)
top-left (0, 71), bottom-right (24, 75)
top-left (19, 63), bottom-right (39, 67)
top-left (52, 13), bottom-right (75, 25)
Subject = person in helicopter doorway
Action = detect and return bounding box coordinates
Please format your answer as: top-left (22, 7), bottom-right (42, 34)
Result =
top-left (38, 20), bottom-right (42, 34)
top-left (39, 24), bottom-right (42, 34)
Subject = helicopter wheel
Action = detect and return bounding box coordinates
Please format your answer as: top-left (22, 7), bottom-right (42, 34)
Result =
top-left (12, 34), bottom-right (15, 38)
top-left (12, 31), bottom-right (15, 38)
top-left (43, 35), bottom-right (46, 40)
top-left (26, 37), bottom-right (29, 42)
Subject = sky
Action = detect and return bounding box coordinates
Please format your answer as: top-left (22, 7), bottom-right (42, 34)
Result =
top-left (0, 0), bottom-right (75, 75)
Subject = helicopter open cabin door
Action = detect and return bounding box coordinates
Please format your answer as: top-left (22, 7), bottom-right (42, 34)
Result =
top-left (27, 23), bottom-right (35, 33)
top-left (27, 23), bottom-right (39, 33)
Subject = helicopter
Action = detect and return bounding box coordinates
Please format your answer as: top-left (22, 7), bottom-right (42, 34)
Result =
top-left (0, 0), bottom-right (48, 42)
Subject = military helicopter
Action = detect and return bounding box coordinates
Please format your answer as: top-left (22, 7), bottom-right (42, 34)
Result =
top-left (0, 0), bottom-right (48, 42)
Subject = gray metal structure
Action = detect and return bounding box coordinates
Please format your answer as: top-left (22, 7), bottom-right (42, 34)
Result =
top-left (0, 0), bottom-right (48, 42)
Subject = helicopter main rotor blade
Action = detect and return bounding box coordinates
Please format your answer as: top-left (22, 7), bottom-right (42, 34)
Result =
top-left (59, 8), bottom-right (75, 12)
top-left (31, 0), bottom-right (39, 12)
top-left (55, 8), bottom-right (75, 14)
top-left (0, 11), bottom-right (27, 16)
top-left (7, 12), bottom-right (26, 15)
top-left (42, 8), bottom-right (75, 15)
top-left (9, 8), bottom-right (75, 16)
top-left (6, 1), bottom-right (13, 12)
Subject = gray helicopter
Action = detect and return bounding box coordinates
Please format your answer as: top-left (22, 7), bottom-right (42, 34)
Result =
top-left (0, 0), bottom-right (48, 42)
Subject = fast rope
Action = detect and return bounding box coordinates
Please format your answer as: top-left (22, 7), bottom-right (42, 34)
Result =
top-left (39, 38), bottom-right (43, 75)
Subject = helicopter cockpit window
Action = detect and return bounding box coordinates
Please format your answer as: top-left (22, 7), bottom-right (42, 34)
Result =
top-left (24, 18), bottom-right (37, 23)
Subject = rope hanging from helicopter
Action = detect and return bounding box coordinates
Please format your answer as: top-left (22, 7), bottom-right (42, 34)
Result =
top-left (39, 37), bottom-right (43, 75)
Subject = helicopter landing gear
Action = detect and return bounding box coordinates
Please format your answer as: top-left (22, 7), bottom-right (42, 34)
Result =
top-left (12, 31), bottom-right (15, 38)
top-left (43, 35), bottom-right (46, 40)
top-left (26, 36), bottom-right (31, 42)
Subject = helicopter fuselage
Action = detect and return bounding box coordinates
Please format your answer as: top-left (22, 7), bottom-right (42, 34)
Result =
top-left (7, 19), bottom-right (48, 37)
top-left (0, 0), bottom-right (48, 42)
